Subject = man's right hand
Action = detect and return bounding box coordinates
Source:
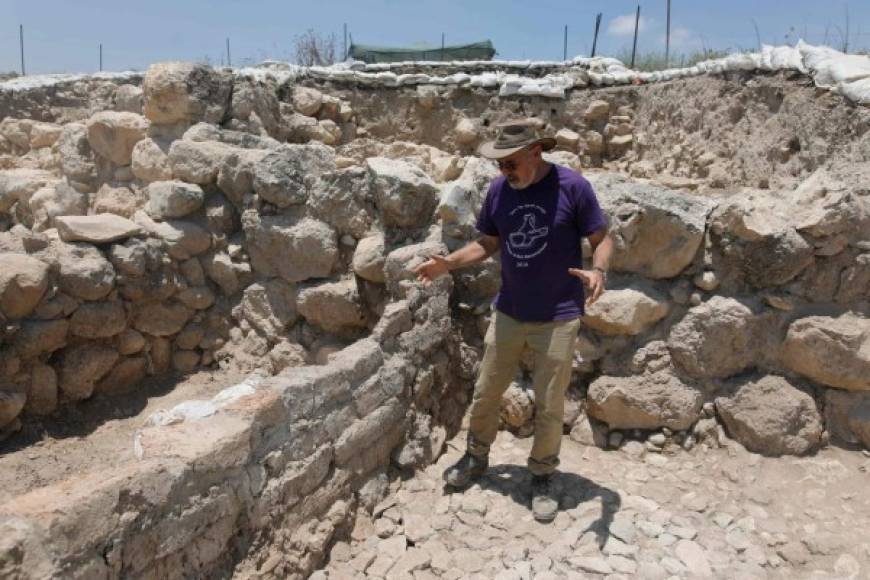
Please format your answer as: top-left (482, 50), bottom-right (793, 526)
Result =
top-left (413, 255), bottom-right (451, 285)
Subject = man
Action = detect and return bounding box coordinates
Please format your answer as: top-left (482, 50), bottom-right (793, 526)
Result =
top-left (413, 119), bottom-right (614, 522)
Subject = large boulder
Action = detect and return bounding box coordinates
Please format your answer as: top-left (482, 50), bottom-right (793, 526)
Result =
top-left (824, 390), bottom-right (870, 445)
top-left (151, 219), bottom-right (211, 260)
top-left (352, 233), bottom-right (386, 283)
top-left (55, 214), bottom-right (143, 244)
top-left (69, 301), bottom-right (127, 338)
top-left (0, 253), bottom-right (49, 319)
top-left (86, 111), bottom-right (149, 165)
top-left (168, 139), bottom-right (231, 184)
top-left (56, 123), bottom-right (96, 185)
top-left (55, 242), bottom-right (116, 301)
top-left (28, 121), bottom-right (62, 149)
top-left (216, 148), bottom-right (269, 204)
top-left (437, 157), bottom-right (499, 246)
top-left (132, 301), bottom-right (192, 336)
top-left (59, 344), bottom-right (119, 400)
top-left (142, 62), bottom-right (232, 125)
top-left (383, 240), bottom-right (450, 299)
top-left (715, 375), bottom-right (823, 455)
top-left (90, 184), bottom-right (146, 218)
top-left (309, 167), bottom-right (374, 238)
top-left (586, 173), bottom-right (715, 278)
top-left (146, 181), bottom-right (205, 219)
top-left (587, 371), bottom-right (703, 430)
top-left (789, 167), bottom-right (870, 239)
top-left (0, 168), bottom-right (57, 213)
top-left (667, 296), bottom-right (761, 379)
top-left (781, 314), bottom-right (870, 391)
top-left (297, 278), bottom-right (367, 333)
top-left (367, 157), bottom-right (439, 229)
top-left (28, 182), bottom-right (88, 231)
top-left (131, 138), bottom-right (173, 182)
top-left (0, 391), bottom-right (26, 429)
top-left (14, 319), bottom-right (69, 358)
top-left (292, 87), bottom-right (323, 117)
top-left (583, 285), bottom-right (670, 335)
top-left (236, 279), bottom-right (298, 337)
top-left (252, 143), bottom-right (336, 207)
top-left (114, 84), bottom-right (144, 113)
top-left (243, 211), bottom-right (338, 283)
top-left (230, 77), bottom-right (283, 139)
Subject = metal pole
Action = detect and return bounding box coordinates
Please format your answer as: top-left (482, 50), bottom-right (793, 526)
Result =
top-left (20, 24), bottom-right (25, 76)
top-left (563, 25), bottom-right (568, 60)
top-left (99, 43), bottom-right (103, 71)
top-left (631, 5), bottom-right (641, 68)
top-left (665, 0), bottom-right (671, 67)
top-left (441, 32), bottom-right (445, 61)
top-left (343, 23), bottom-right (348, 60)
top-left (591, 13), bottom-right (602, 57)
top-left (226, 38), bottom-right (231, 67)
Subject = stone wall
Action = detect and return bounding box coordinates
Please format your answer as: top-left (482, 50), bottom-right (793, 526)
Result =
top-left (0, 55), bottom-right (869, 577)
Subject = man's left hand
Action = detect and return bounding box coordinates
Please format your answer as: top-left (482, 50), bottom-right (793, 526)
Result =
top-left (568, 268), bottom-right (605, 305)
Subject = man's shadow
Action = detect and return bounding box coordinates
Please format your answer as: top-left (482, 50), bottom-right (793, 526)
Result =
top-left (443, 463), bottom-right (620, 549)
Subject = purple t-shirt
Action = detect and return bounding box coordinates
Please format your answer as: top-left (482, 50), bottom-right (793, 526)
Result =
top-left (476, 164), bottom-right (607, 322)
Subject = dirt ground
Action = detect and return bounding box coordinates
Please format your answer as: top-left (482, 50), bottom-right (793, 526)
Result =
top-left (0, 368), bottom-right (248, 502)
top-left (319, 430), bottom-right (870, 580)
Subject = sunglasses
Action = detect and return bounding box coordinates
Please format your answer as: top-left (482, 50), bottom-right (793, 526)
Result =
top-left (497, 158), bottom-right (520, 171)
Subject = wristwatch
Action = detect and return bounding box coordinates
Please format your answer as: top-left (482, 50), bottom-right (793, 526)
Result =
top-left (592, 266), bottom-right (608, 282)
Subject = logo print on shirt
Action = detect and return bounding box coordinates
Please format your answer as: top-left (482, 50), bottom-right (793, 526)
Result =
top-left (507, 204), bottom-right (549, 260)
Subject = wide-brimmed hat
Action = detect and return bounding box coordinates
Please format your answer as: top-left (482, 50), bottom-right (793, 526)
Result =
top-left (478, 120), bottom-right (556, 160)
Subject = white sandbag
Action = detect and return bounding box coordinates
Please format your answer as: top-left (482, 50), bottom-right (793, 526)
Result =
top-left (839, 77), bottom-right (870, 105)
top-left (770, 45), bottom-right (806, 72)
top-left (723, 53), bottom-right (758, 71)
top-left (818, 54), bottom-right (870, 85)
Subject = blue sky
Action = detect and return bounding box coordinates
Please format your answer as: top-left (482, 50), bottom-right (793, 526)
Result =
top-left (1, 1), bottom-right (867, 74)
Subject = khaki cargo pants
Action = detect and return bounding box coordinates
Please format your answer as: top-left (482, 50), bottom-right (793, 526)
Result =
top-left (467, 310), bottom-right (582, 476)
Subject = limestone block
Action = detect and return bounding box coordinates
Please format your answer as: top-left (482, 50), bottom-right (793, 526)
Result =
top-left (781, 314), bottom-right (870, 391)
top-left (216, 148), bottom-right (269, 204)
top-left (454, 118), bottom-right (478, 145)
top-left (131, 138), bottom-right (172, 182)
top-left (587, 371), bottom-right (703, 430)
top-left (367, 157), bottom-right (439, 229)
top-left (114, 84), bottom-right (144, 113)
top-left (133, 301), bottom-right (193, 337)
top-left (14, 319), bottom-right (69, 359)
top-left (297, 278), bottom-right (367, 333)
top-left (56, 123), bottom-right (96, 185)
top-left (26, 363), bottom-right (57, 415)
top-left (352, 233), bottom-right (386, 283)
top-left (243, 212), bottom-right (337, 283)
top-left (309, 167), bottom-right (374, 238)
top-left (584, 100), bottom-right (611, 122)
top-left (583, 285), bottom-right (670, 336)
top-left (29, 182), bottom-right (88, 231)
top-left (668, 296), bottom-right (761, 380)
top-left (90, 184), bottom-right (146, 218)
top-left (293, 87), bottom-right (324, 117)
top-left (168, 139), bottom-right (231, 185)
top-left (69, 301), bottom-right (127, 338)
top-left (97, 356), bottom-right (147, 394)
top-left (117, 328), bottom-right (147, 355)
top-left (56, 242), bottom-right (116, 301)
top-left (438, 157), bottom-right (498, 243)
top-left (252, 143), bottom-right (336, 208)
top-left (175, 286), bottom-right (215, 311)
top-left (715, 375), bottom-right (823, 455)
top-left (0, 253), bottom-right (49, 319)
top-left (59, 343), bottom-right (119, 400)
top-left (86, 111), bottom-right (149, 165)
top-left (586, 173), bottom-right (715, 279)
top-left (146, 181), bottom-right (205, 219)
top-left (143, 62), bottom-right (232, 125)
top-left (152, 219), bottom-right (211, 260)
top-left (0, 391), bottom-right (26, 429)
top-left (202, 251), bottom-right (241, 295)
top-left (0, 168), bottom-right (56, 213)
top-left (55, 214), bottom-right (143, 244)
top-left (555, 128), bottom-right (580, 151)
top-left (237, 279), bottom-right (298, 337)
